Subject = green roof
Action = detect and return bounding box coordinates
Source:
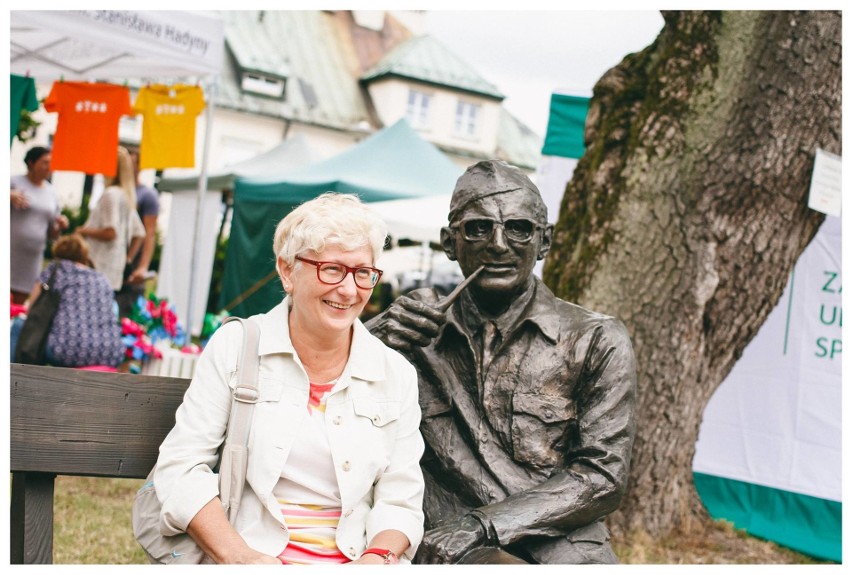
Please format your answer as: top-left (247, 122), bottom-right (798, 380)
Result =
top-left (361, 35), bottom-right (504, 100)
top-left (220, 11), bottom-right (369, 130)
top-left (212, 12), bottom-right (538, 168)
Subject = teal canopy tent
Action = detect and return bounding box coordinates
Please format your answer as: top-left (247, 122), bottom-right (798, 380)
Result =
top-left (158, 133), bottom-right (321, 193)
top-left (221, 118), bottom-right (462, 317)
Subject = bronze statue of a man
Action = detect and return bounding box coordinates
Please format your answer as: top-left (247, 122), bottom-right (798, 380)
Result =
top-left (367, 159), bottom-right (637, 564)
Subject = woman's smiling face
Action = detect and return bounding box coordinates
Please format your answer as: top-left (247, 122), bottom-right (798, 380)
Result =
top-left (280, 244), bottom-right (375, 338)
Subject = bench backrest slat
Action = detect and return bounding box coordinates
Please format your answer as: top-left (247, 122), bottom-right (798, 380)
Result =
top-left (10, 364), bottom-right (190, 479)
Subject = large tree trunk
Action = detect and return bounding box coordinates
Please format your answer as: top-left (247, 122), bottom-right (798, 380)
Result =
top-left (542, 11), bottom-right (841, 536)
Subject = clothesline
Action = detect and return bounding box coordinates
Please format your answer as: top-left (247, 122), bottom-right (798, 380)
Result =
top-left (12, 74), bottom-right (206, 175)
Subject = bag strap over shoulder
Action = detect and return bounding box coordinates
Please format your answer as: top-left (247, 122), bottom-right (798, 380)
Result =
top-left (42, 261), bottom-right (61, 291)
top-left (218, 316), bottom-right (261, 523)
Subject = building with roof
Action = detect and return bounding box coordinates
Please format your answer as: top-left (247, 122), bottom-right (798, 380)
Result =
top-left (172, 10), bottom-right (542, 177)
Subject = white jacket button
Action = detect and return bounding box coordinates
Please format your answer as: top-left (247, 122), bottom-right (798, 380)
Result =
top-left (372, 415), bottom-right (381, 424)
top-left (342, 460), bottom-right (352, 472)
top-left (333, 415), bottom-right (342, 425)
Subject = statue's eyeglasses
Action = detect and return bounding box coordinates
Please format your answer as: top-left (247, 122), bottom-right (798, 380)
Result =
top-left (295, 257), bottom-right (383, 289)
top-left (451, 218), bottom-right (543, 244)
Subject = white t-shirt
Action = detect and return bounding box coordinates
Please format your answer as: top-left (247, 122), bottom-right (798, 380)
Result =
top-left (85, 186), bottom-right (144, 290)
top-left (273, 379), bottom-right (349, 564)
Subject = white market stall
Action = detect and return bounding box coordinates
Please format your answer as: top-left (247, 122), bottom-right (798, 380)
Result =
top-left (693, 215), bottom-right (842, 561)
top-left (368, 193), bottom-right (452, 245)
top-left (10, 9), bottom-right (224, 336)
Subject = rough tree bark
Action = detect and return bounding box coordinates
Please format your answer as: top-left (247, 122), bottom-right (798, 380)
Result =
top-left (542, 11), bottom-right (841, 537)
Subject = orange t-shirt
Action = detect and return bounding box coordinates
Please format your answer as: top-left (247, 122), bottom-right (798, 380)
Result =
top-left (44, 81), bottom-right (133, 177)
top-left (133, 84), bottom-right (206, 170)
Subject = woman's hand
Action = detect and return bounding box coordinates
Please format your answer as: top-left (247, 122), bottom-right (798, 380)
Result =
top-left (186, 497), bottom-right (280, 564)
top-left (347, 530), bottom-right (409, 565)
top-left (225, 548), bottom-right (282, 565)
top-left (76, 226), bottom-right (117, 242)
top-left (10, 189), bottom-right (29, 210)
top-left (349, 553), bottom-right (387, 565)
top-left (49, 214), bottom-right (69, 239)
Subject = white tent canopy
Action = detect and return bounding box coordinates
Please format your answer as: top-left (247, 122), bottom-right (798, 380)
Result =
top-left (11, 10), bottom-right (224, 336)
top-left (11, 10), bottom-right (223, 80)
top-left (368, 194), bottom-right (452, 245)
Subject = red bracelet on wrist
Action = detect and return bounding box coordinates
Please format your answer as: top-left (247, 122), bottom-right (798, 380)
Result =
top-left (361, 548), bottom-right (399, 564)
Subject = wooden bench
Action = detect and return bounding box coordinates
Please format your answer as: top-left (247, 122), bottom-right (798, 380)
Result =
top-left (10, 363), bottom-right (190, 564)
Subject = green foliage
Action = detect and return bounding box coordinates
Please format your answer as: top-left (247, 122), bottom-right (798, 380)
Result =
top-left (60, 206), bottom-right (88, 233)
top-left (16, 108), bottom-right (41, 143)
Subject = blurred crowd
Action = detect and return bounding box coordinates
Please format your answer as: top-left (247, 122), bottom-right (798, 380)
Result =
top-left (10, 144), bottom-right (160, 370)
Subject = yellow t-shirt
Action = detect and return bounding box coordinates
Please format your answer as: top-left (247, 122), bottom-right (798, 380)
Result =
top-left (133, 84), bottom-right (205, 170)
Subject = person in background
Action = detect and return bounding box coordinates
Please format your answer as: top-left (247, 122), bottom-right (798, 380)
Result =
top-left (116, 144), bottom-right (160, 317)
top-left (77, 146), bottom-right (145, 294)
top-left (152, 193), bottom-right (424, 564)
top-left (16, 233), bottom-right (124, 368)
top-left (10, 146), bottom-right (69, 304)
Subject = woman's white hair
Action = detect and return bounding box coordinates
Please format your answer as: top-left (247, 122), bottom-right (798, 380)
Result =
top-left (273, 192), bottom-right (387, 265)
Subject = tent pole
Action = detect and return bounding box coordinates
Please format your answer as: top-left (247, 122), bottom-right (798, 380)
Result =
top-left (186, 78), bottom-right (217, 338)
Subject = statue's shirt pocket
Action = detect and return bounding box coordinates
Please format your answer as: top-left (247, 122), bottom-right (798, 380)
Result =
top-left (511, 392), bottom-right (576, 468)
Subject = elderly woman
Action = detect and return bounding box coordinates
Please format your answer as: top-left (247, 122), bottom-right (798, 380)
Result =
top-left (153, 193), bottom-right (424, 564)
top-left (10, 146), bottom-right (69, 304)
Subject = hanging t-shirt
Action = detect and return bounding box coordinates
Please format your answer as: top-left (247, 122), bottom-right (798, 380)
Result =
top-left (10, 74), bottom-right (40, 146)
top-left (44, 81), bottom-right (132, 177)
top-left (133, 84), bottom-right (205, 170)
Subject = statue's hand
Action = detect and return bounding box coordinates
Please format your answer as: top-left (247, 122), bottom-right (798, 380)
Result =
top-left (367, 293), bottom-right (446, 351)
top-left (417, 515), bottom-right (485, 564)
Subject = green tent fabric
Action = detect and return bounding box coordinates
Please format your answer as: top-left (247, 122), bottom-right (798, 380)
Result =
top-left (220, 118), bottom-right (463, 317)
top-left (157, 134), bottom-right (321, 192)
top-left (541, 93), bottom-right (590, 159)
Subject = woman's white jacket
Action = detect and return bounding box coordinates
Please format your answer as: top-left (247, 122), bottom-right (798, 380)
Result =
top-left (153, 300), bottom-right (425, 561)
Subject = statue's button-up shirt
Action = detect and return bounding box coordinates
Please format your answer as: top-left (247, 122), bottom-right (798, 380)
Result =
top-left (394, 279), bottom-right (636, 561)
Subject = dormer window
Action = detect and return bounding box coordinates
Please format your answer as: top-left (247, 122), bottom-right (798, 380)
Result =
top-left (241, 73), bottom-right (286, 99)
top-left (406, 89), bottom-right (431, 129)
top-left (454, 100), bottom-right (480, 138)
